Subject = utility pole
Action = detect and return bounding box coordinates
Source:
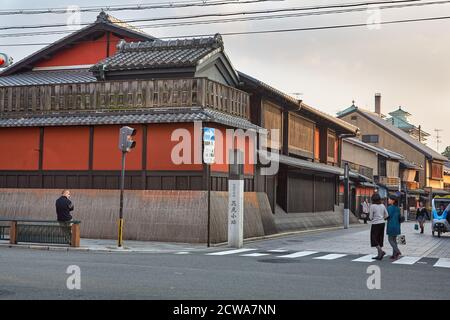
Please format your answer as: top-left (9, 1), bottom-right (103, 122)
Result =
top-left (434, 129), bottom-right (443, 152)
top-left (344, 162), bottom-right (350, 229)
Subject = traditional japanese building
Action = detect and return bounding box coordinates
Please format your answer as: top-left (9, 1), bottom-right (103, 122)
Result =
top-left (337, 96), bottom-right (448, 199)
top-left (0, 13), bottom-right (359, 242)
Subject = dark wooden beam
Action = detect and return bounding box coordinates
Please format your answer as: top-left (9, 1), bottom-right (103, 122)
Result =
top-left (141, 124), bottom-right (148, 190)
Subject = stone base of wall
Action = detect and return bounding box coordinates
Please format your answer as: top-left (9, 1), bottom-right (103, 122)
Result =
top-left (0, 189), bottom-right (277, 243)
top-left (274, 204), bottom-right (360, 233)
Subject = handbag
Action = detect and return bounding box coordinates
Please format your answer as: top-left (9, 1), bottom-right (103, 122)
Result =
top-left (398, 235), bottom-right (406, 245)
top-left (414, 224), bottom-right (419, 231)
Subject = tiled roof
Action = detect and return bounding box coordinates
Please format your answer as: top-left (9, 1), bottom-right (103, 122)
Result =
top-left (238, 71), bottom-right (358, 134)
top-left (345, 137), bottom-right (404, 160)
top-left (0, 12), bottom-right (155, 76)
top-left (91, 34), bottom-right (224, 72)
top-left (0, 107), bottom-right (261, 130)
top-left (339, 106), bottom-right (447, 161)
top-left (0, 69), bottom-right (96, 87)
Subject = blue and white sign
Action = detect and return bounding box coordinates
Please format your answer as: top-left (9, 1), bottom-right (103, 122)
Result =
top-left (203, 127), bottom-right (215, 164)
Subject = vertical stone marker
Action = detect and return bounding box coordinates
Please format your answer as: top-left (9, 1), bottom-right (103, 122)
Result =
top-left (228, 150), bottom-right (244, 248)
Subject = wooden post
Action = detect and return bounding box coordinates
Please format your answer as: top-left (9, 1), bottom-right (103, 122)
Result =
top-left (9, 221), bottom-right (17, 245)
top-left (71, 224), bottom-right (80, 248)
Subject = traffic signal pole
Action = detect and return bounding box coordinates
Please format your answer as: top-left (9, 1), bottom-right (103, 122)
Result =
top-left (117, 126), bottom-right (137, 248)
top-left (118, 151), bottom-right (126, 248)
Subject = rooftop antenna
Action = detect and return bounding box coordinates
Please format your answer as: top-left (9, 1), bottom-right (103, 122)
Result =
top-left (434, 129), bottom-right (443, 152)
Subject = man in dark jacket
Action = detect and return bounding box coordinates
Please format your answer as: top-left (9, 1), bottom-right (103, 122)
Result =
top-left (56, 190), bottom-right (74, 243)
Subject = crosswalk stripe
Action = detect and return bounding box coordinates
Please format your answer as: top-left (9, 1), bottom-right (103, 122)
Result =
top-left (267, 249), bottom-right (288, 253)
top-left (174, 252), bottom-right (190, 255)
top-left (206, 248), bottom-right (255, 256)
top-left (313, 253), bottom-right (348, 260)
top-left (240, 253), bottom-right (270, 257)
top-left (278, 251), bottom-right (318, 258)
top-left (352, 254), bottom-right (376, 262)
top-left (434, 258), bottom-right (450, 268)
top-left (393, 256), bottom-right (422, 265)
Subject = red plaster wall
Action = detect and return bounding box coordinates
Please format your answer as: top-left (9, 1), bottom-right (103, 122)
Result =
top-left (0, 128), bottom-right (40, 170)
top-left (93, 125), bottom-right (143, 170)
top-left (35, 34), bottom-right (137, 68)
top-left (43, 127), bottom-right (90, 170)
top-left (147, 123), bottom-right (202, 171)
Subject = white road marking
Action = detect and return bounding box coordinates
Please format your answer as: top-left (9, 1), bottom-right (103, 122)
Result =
top-left (206, 248), bottom-right (256, 256)
top-left (313, 253), bottom-right (348, 260)
top-left (267, 249), bottom-right (288, 253)
top-left (278, 251), bottom-right (318, 258)
top-left (174, 252), bottom-right (190, 255)
top-left (393, 256), bottom-right (422, 265)
top-left (240, 253), bottom-right (270, 257)
top-left (352, 254), bottom-right (377, 262)
top-left (434, 258), bottom-right (450, 268)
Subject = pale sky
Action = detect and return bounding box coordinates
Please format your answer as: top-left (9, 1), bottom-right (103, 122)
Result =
top-left (1, 0), bottom-right (449, 151)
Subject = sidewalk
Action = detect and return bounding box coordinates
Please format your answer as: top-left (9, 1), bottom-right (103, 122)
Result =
top-left (1, 221), bottom-right (448, 258)
top-left (0, 238), bottom-right (206, 253)
top-left (249, 221), bottom-right (450, 259)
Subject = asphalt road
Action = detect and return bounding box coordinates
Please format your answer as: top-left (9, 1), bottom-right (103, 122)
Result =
top-left (1, 247), bottom-right (449, 300)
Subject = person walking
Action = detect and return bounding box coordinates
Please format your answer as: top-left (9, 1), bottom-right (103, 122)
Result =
top-left (369, 193), bottom-right (389, 260)
top-left (361, 198), bottom-right (370, 224)
top-left (386, 196), bottom-right (402, 260)
top-left (416, 201), bottom-right (429, 234)
top-left (56, 190), bottom-right (74, 243)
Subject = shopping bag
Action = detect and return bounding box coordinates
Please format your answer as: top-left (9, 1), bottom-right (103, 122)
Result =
top-left (414, 224), bottom-right (419, 231)
top-left (398, 235), bottom-right (406, 245)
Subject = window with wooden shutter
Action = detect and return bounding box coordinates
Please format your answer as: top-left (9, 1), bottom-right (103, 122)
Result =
top-left (288, 113), bottom-right (314, 157)
top-left (431, 162), bottom-right (443, 179)
top-left (327, 131), bottom-right (336, 163)
top-left (262, 100), bottom-right (282, 150)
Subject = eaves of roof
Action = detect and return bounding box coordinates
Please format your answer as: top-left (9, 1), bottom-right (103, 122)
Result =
top-left (0, 107), bottom-right (261, 131)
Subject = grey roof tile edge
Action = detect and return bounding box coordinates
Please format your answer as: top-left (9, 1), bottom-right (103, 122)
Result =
top-left (0, 69), bottom-right (96, 87)
top-left (0, 107), bottom-right (260, 130)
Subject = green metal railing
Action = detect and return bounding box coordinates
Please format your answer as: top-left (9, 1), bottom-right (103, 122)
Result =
top-left (0, 225), bottom-right (9, 240)
top-left (0, 219), bottom-right (81, 245)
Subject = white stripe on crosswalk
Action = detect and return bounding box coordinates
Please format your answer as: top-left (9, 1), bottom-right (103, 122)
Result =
top-left (267, 249), bottom-right (288, 253)
top-left (393, 256), bottom-right (422, 265)
top-left (174, 252), bottom-right (190, 255)
top-left (434, 258), bottom-right (450, 268)
top-left (313, 253), bottom-right (348, 260)
top-left (352, 254), bottom-right (376, 262)
top-left (278, 251), bottom-right (318, 258)
top-left (240, 253), bottom-right (270, 257)
top-left (206, 248), bottom-right (255, 256)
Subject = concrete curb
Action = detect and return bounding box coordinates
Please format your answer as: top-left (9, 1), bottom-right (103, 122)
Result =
top-left (211, 223), bottom-right (366, 247)
top-left (0, 223), bottom-right (367, 252)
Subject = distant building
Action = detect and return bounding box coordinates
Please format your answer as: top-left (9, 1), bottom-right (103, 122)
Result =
top-left (337, 94), bottom-right (448, 196)
top-left (385, 106), bottom-right (430, 143)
